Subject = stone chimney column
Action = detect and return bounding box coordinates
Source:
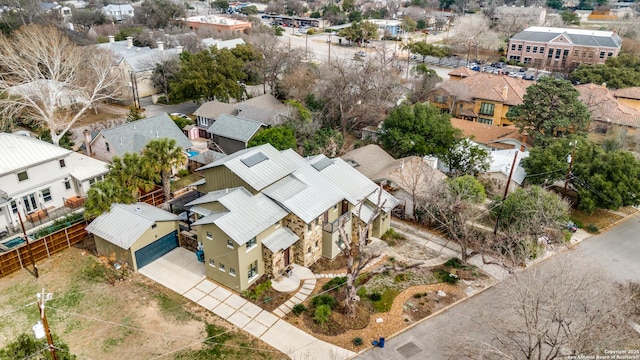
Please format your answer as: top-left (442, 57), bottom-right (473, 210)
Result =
top-left (126, 36), bottom-right (133, 49)
top-left (157, 41), bottom-right (164, 51)
top-left (108, 35), bottom-right (115, 43)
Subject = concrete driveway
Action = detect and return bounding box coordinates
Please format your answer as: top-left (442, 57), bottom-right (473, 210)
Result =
top-left (138, 247), bottom-right (205, 294)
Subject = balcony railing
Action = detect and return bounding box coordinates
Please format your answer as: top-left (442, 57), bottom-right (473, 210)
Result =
top-left (322, 212), bottom-right (351, 233)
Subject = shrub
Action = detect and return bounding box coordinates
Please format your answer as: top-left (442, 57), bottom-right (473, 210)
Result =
top-left (311, 294), bottom-right (338, 309)
top-left (177, 169), bottom-right (190, 177)
top-left (241, 280), bottom-right (272, 301)
top-left (433, 268), bottom-right (459, 284)
top-left (368, 292), bottom-right (382, 301)
top-left (356, 286), bottom-right (367, 298)
top-left (444, 258), bottom-right (463, 268)
top-left (572, 219), bottom-right (584, 228)
top-left (413, 292), bottom-right (428, 299)
top-left (352, 337), bottom-right (363, 346)
top-left (322, 276), bottom-right (347, 291)
top-left (394, 273), bottom-right (409, 283)
top-left (587, 224), bottom-right (600, 233)
top-left (292, 303), bottom-right (306, 316)
top-left (314, 304), bottom-right (332, 327)
top-left (382, 228), bottom-right (404, 246)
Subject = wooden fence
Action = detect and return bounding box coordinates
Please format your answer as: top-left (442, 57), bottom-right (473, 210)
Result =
top-left (138, 187), bottom-right (164, 207)
top-left (0, 220), bottom-right (89, 279)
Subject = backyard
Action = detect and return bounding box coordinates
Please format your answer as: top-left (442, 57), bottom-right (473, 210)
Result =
top-left (0, 243), bottom-right (282, 359)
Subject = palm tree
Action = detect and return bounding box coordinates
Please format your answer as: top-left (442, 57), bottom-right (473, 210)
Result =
top-left (143, 138), bottom-right (187, 203)
top-left (84, 181), bottom-right (136, 219)
top-left (108, 153), bottom-right (158, 199)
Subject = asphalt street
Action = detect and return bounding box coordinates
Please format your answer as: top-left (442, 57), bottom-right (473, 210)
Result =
top-left (354, 214), bottom-right (640, 360)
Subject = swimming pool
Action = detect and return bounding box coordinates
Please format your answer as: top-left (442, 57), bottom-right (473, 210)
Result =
top-left (1, 237), bottom-right (25, 249)
top-left (187, 150), bottom-right (199, 158)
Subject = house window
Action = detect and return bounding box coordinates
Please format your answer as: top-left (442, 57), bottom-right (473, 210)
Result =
top-left (59, 159), bottom-right (66, 168)
top-left (247, 237), bottom-right (257, 249)
top-left (10, 201), bottom-right (18, 214)
top-left (511, 44), bottom-right (516, 50)
top-left (479, 103), bottom-right (494, 116)
top-left (533, 46), bottom-right (538, 53)
top-left (478, 118), bottom-right (493, 125)
top-left (227, 239), bottom-right (234, 249)
top-left (229, 268), bottom-right (236, 276)
top-left (152, 224), bottom-right (157, 229)
top-left (248, 261), bottom-right (258, 279)
top-left (525, 46), bottom-right (530, 52)
top-left (315, 241), bottom-right (319, 248)
top-left (307, 247), bottom-right (311, 254)
top-left (307, 223), bottom-right (312, 232)
top-left (219, 263), bottom-right (225, 272)
top-left (524, 57), bottom-right (531, 64)
top-left (548, 48), bottom-right (554, 58)
top-left (209, 259), bottom-right (215, 267)
top-left (517, 44), bottom-right (522, 51)
top-left (555, 49), bottom-right (561, 59)
top-left (333, 204), bottom-right (338, 212)
top-left (89, 178), bottom-right (96, 186)
top-left (17, 171), bottom-right (28, 182)
top-left (41, 188), bottom-right (52, 202)
top-left (206, 231), bottom-right (213, 240)
top-left (608, 52), bottom-right (613, 57)
top-left (105, 142), bottom-right (110, 152)
top-left (599, 51), bottom-right (605, 59)
top-left (64, 180), bottom-right (71, 190)
top-left (539, 46), bottom-right (545, 54)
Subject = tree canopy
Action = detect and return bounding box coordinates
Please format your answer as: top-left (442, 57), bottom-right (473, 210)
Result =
top-left (569, 54), bottom-right (640, 89)
top-left (169, 47), bottom-right (246, 103)
top-left (379, 103), bottom-right (459, 158)
top-left (442, 138), bottom-right (490, 177)
top-left (0, 333), bottom-right (75, 360)
top-left (134, 0), bottom-right (186, 29)
top-left (338, 21), bottom-right (379, 45)
top-left (506, 76), bottom-right (591, 146)
top-left (248, 126), bottom-right (297, 150)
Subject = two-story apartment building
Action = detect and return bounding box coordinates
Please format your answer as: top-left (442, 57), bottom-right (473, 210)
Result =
top-left (506, 27), bottom-right (622, 71)
top-left (188, 144), bottom-right (398, 291)
top-left (0, 133), bottom-right (108, 234)
top-left (429, 72), bottom-right (534, 126)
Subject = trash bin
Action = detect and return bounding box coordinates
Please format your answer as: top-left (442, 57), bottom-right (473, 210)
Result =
top-left (371, 340), bottom-right (378, 347)
top-left (196, 250), bottom-right (204, 262)
top-left (378, 337), bottom-right (385, 348)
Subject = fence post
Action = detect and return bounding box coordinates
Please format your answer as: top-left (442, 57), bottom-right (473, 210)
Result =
top-left (43, 235), bottom-right (51, 258)
top-left (17, 248), bottom-right (23, 269)
top-left (65, 227), bottom-right (71, 248)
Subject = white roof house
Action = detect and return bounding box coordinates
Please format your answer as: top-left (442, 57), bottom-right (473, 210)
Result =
top-left (479, 149), bottom-right (529, 195)
top-left (102, 4), bottom-right (134, 21)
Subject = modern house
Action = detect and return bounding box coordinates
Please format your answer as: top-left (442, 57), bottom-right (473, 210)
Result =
top-left (187, 144), bottom-right (398, 291)
top-left (206, 115), bottom-right (265, 154)
top-left (101, 4), bottom-right (134, 21)
top-left (87, 113), bottom-right (193, 162)
top-left (576, 84), bottom-right (640, 130)
top-left (95, 36), bottom-right (183, 100)
top-left (428, 72), bottom-right (534, 126)
top-left (86, 203), bottom-right (181, 271)
top-left (506, 27), bottom-right (622, 71)
top-left (0, 133), bottom-right (108, 235)
top-left (449, 118), bottom-right (530, 151)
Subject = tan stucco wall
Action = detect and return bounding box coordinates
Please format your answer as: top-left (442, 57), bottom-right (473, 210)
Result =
top-left (617, 97), bottom-right (640, 112)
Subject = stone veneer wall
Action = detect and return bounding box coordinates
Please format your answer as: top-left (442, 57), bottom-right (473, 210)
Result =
top-left (263, 246), bottom-right (287, 280)
top-left (353, 218), bottom-right (373, 244)
top-left (283, 213), bottom-right (322, 267)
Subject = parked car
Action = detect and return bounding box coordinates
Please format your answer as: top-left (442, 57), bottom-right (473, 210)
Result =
top-left (564, 221), bottom-right (578, 233)
top-left (519, 67), bottom-right (527, 72)
top-left (471, 65), bottom-right (481, 71)
top-left (170, 112), bottom-right (190, 120)
top-left (523, 74), bottom-right (535, 81)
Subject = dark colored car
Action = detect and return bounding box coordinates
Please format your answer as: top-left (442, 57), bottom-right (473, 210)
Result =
top-left (523, 74), bottom-right (535, 81)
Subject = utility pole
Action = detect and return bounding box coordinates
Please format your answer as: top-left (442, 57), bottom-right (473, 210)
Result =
top-left (493, 150), bottom-right (520, 235)
top-left (305, 32), bottom-right (308, 59)
top-left (564, 141), bottom-right (577, 192)
top-left (327, 33), bottom-right (332, 65)
top-left (37, 289), bottom-right (57, 360)
top-left (17, 207), bottom-right (38, 278)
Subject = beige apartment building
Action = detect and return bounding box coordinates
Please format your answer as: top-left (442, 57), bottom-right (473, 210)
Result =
top-left (506, 27), bottom-right (622, 71)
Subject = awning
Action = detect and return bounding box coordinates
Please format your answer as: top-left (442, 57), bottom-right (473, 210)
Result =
top-left (261, 227), bottom-right (299, 252)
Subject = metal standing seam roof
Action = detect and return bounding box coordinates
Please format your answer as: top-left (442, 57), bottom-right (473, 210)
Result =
top-left (67, 152), bottom-right (109, 182)
top-left (487, 149), bottom-right (530, 185)
top-left (95, 113), bottom-right (193, 156)
top-left (312, 156), bottom-right (379, 206)
top-left (206, 114), bottom-right (264, 143)
top-left (261, 227), bottom-right (299, 252)
top-left (262, 150), bottom-right (346, 224)
top-left (197, 144), bottom-right (296, 191)
top-left (0, 133), bottom-right (71, 176)
top-left (85, 203), bottom-right (180, 250)
top-left (192, 188), bottom-right (289, 246)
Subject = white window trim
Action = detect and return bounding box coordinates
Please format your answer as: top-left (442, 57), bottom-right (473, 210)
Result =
top-left (229, 268), bottom-right (236, 277)
top-left (227, 240), bottom-right (234, 249)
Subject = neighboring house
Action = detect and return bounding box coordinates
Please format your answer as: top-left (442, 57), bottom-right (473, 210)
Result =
top-left (0, 133), bottom-right (108, 233)
top-left (193, 94), bottom-right (290, 140)
top-left (7, 79), bottom-right (88, 109)
top-left (491, 6), bottom-right (546, 28)
top-left (101, 4), bottom-right (134, 21)
top-left (613, 87), bottom-right (640, 112)
top-left (95, 36), bottom-right (183, 100)
top-left (341, 144), bottom-right (447, 219)
top-left (88, 113), bottom-right (193, 162)
top-left (86, 203), bottom-right (181, 271)
top-left (188, 150), bottom-right (227, 172)
top-left (365, 19), bottom-right (402, 36)
top-left (450, 118), bottom-right (530, 151)
top-left (206, 115), bottom-right (265, 155)
top-left (576, 84), bottom-right (640, 130)
top-left (429, 72), bottom-right (534, 126)
top-left (506, 27), bottom-right (622, 71)
top-left (448, 67), bottom-right (477, 81)
top-left (478, 149), bottom-right (529, 195)
top-left (201, 38), bottom-right (245, 50)
top-left (188, 144), bottom-right (398, 291)
top-left (184, 15), bottom-right (252, 32)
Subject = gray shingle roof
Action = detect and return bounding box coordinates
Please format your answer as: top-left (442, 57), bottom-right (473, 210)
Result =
top-left (193, 100), bottom-right (237, 120)
top-left (96, 113), bottom-right (192, 156)
top-left (235, 94), bottom-right (289, 125)
top-left (511, 26), bottom-right (622, 48)
top-left (206, 114), bottom-right (264, 143)
top-left (85, 203), bottom-right (180, 249)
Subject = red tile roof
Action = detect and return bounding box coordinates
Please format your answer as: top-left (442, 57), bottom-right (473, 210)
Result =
top-left (614, 87), bottom-right (640, 100)
top-left (450, 118), bottom-right (526, 148)
top-left (448, 67), bottom-right (477, 78)
top-left (576, 84), bottom-right (640, 128)
top-left (441, 72), bottom-right (535, 106)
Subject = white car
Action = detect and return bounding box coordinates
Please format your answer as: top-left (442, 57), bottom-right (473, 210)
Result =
top-left (170, 113), bottom-right (190, 120)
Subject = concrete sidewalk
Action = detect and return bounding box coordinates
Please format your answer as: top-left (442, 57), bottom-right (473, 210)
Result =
top-left (140, 248), bottom-right (354, 360)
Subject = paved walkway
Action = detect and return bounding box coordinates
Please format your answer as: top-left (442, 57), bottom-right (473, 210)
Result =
top-left (140, 248), bottom-right (354, 360)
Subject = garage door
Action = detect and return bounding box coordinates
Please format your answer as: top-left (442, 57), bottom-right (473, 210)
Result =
top-left (135, 231), bottom-right (179, 269)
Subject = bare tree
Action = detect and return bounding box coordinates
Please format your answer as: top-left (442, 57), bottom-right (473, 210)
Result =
top-left (451, 15), bottom-right (500, 60)
top-left (0, 25), bottom-right (121, 145)
top-left (392, 156), bottom-right (442, 218)
top-left (278, 63), bottom-right (319, 102)
top-left (248, 32), bottom-right (304, 95)
top-left (336, 189), bottom-right (386, 318)
top-left (453, 259), bottom-right (635, 359)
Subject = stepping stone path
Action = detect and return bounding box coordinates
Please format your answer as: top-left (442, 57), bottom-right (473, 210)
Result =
top-left (273, 277), bottom-right (317, 317)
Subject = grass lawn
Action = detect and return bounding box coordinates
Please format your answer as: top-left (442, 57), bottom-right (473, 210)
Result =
top-left (0, 246), bottom-right (281, 359)
top-left (171, 173), bottom-right (204, 192)
top-left (570, 208), bottom-right (624, 231)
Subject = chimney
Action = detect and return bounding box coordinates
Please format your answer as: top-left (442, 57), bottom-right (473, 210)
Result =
top-left (176, 45), bottom-right (183, 54)
top-left (601, 82), bottom-right (607, 88)
top-left (157, 41), bottom-right (164, 51)
top-left (126, 36), bottom-right (133, 49)
top-left (83, 129), bottom-right (93, 156)
top-left (502, 85), bottom-right (509, 99)
top-left (108, 35), bottom-right (115, 43)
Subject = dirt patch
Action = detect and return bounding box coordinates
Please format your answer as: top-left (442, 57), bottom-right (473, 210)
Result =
top-left (0, 248), bottom-right (283, 359)
top-left (571, 208), bottom-right (624, 231)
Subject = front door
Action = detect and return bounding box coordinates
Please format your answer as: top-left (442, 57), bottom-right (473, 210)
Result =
top-left (283, 247), bottom-right (290, 267)
top-left (22, 193), bottom-right (37, 213)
